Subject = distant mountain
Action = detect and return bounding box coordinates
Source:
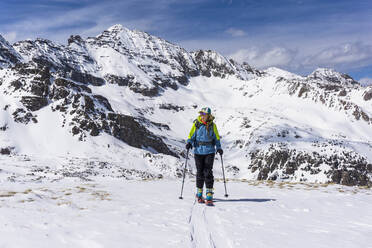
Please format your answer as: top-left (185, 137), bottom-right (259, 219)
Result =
top-left (0, 24), bottom-right (371, 186)
top-left (0, 35), bottom-right (22, 67)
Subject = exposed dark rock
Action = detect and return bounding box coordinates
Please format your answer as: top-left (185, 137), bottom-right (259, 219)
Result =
top-left (32, 57), bottom-right (55, 69)
top-left (54, 78), bottom-right (92, 93)
top-left (131, 84), bottom-right (159, 97)
top-left (318, 84), bottom-right (342, 91)
top-left (107, 113), bottom-right (178, 157)
top-left (226, 165), bottom-right (240, 176)
top-left (363, 88), bottom-right (372, 101)
top-left (174, 75), bottom-right (189, 85)
top-left (50, 85), bottom-right (70, 100)
top-left (0, 48), bottom-right (20, 65)
top-left (105, 74), bottom-right (135, 87)
top-left (89, 122), bottom-right (100, 136)
top-left (30, 80), bottom-right (49, 97)
top-left (118, 168), bottom-right (162, 180)
top-left (192, 50), bottom-right (235, 79)
top-left (0, 147), bottom-right (13, 155)
top-left (249, 145), bottom-right (372, 186)
top-left (12, 108), bottom-right (37, 124)
top-left (68, 35), bottom-right (85, 46)
top-left (258, 167), bottom-right (269, 180)
top-left (93, 95), bottom-right (113, 112)
top-left (298, 86), bottom-right (309, 97)
top-left (83, 95), bottom-right (95, 113)
top-left (20, 96), bottom-right (48, 111)
top-left (0, 124), bottom-right (7, 131)
top-left (66, 70), bottom-right (105, 86)
top-left (10, 63), bottom-right (51, 97)
top-left (159, 103), bottom-right (185, 112)
top-left (0, 35), bottom-right (21, 66)
top-left (13, 63), bottom-right (45, 76)
top-left (361, 111), bottom-right (370, 122)
top-left (367, 163), bottom-right (372, 173)
top-left (174, 53), bottom-right (199, 79)
top-left (333, 170), bottom-right (370, 186)
top-left (104, 74), bottom-right (159, 96)
top-left (72, 126), bottom-right (80, 135)
top-left (10, 80), bottom-right (23, 91)
top-left (153, 77), bottom-right (178, 91)
top-left (341, 73), bottom-right (359, 85)
top-left (338, 89), bottom-right (347, 97)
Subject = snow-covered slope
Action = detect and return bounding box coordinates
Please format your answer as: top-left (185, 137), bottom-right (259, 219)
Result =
top-left (0, 178), bottom-right (371, 248)
top-left (0, 25), bottom-right (371, 186)
top-left (0, 35), bottom-right (22, 68)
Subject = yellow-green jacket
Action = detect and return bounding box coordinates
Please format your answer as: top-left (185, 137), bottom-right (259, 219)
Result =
top-left (187, 116), bottom-right (221, 155)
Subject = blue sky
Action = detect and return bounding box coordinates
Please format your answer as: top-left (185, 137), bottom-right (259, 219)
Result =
top-left (0, 0), bottom-right (371, 81)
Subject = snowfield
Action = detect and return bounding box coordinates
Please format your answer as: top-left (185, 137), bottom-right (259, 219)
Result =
top-left (1, 24), bottom-right (372, 186)
top-left (1, 174), bottom-right (371, 248)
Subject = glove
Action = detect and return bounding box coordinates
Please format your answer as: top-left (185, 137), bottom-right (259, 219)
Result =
top-left (186, 143), bottom-right (192, 150)
top-left (216, 149), bottom-right (223, 155)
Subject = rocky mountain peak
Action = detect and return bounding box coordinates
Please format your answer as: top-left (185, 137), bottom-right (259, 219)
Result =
top-left (90, 24), bottom-right (185, 58)
top-left (308, 68), bottom-right (359, 86)
top-left (191, 49), bottom-right (256, 80)
top-left (0, 25), bottom-right (371, 187)
top-left (107, 24), bottom-right (125, 32)
top-left (67, 35), bottom-right (85, 46)
top-left (0, 34), bottom-right (7, 45)
top-left (192, 49), bottom-right (232, 76)
top-left (0, 34), bottom-right (22, 67)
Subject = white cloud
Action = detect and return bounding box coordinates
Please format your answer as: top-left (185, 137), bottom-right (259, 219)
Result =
top-left (0, 0), bottom-right (177, 44)
top-left (223, 41), bottom-right (372, 77)
top-left (1, 0), bottom-right (371, 78)
top-left (2, 32), bottom-right (17, 43)
top-left (359, 78), bottom-right (372, 87)
top-left (230, 47), bottom-right (297, 69)
top-left (303, 42), bottom-right (372, 70)
top-left (225, 28), bottom-right (246, 37)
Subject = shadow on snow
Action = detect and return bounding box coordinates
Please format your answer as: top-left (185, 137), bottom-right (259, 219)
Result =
top-left (214, 198), bottom-right (276, 203)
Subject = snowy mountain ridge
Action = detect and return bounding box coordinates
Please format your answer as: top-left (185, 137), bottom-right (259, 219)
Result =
top-left (0, 24), bottom-right (371, 186)
top-left (0, 35), bottom-right (22, 67)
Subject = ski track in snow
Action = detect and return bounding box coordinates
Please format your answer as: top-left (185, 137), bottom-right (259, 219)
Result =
top-left (189, 197), bottom-right (232, 248)
top-left (1, 178), bottom-right (372, 248)
top-left (189, 199), bottom-right (216, 248)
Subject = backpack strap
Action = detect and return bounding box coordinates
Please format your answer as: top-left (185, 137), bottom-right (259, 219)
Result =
top-left (194, 119), bottom-right (215, 143)
top-left (194, 119), bottom-right (214, 130)
top-left (193, 119), bottom-right (201, 129)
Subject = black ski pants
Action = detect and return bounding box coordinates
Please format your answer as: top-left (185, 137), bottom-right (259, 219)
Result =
top-left (195, 153), bottom-right (215, 189)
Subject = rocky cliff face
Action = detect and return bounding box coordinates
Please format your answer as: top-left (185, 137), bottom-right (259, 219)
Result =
top-left (0, 35), bottom-right (22, 67)
top-left (0, 25), bottom-right (371, 186)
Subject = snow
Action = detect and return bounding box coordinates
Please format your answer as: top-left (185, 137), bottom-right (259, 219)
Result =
top-left (2, 69), bottom-right (367, 184)
top-left (1, 63), bottom-right (371, 183)
top-left (264, 67), bottom-right (304, 80)
top-left (0, 177), bottom-right (371, 248)
top-left (1, 24), bottom-right (372, 247)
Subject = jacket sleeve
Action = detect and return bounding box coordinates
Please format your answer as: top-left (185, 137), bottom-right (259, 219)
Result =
top-left (213, 123), bottom-right (222, 150)
top-left (187, 123), bottom-right (197, 144)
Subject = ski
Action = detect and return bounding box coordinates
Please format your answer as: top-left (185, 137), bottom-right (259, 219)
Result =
top-left (205, 200), bottom-right (214, 206)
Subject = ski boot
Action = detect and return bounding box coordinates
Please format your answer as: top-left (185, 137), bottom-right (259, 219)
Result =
top-left (196, 188), bottom-right (204, 203)
top-left (205, 188), bottom-right (214, 206)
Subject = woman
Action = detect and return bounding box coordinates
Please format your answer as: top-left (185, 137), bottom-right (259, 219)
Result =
top-left (186, 107), bottom-right (223, 205)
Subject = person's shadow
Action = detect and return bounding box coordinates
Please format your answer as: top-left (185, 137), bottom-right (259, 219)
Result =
top-left (214, 198), bottom-right (276, 203)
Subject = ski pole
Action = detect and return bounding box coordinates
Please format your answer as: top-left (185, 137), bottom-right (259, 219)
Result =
top-left (220, 154), bottom-right (229, 198)
top-left (179, 149), bottom-right (189, 199)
